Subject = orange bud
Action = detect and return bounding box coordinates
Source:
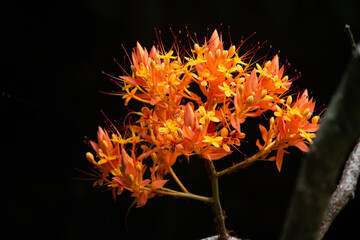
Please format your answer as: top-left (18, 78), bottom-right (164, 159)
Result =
top-left (246, 95), bottom-right (254, 106)
top-left (129, 174), bottom-right (134, 183)
top-left (312, 116), bottom-right (320, 124)
top-left (221, 128), bottom-right (229, 138)
top-left (86, 152), bottom-right (95, 164)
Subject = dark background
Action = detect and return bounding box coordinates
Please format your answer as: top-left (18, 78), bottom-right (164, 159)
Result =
top-left (2, 0), bottom-right (360, 239)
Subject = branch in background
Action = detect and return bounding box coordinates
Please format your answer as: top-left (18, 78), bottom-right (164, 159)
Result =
top-left (280, 32), bottom-right (360, 239)
top-left (316, 139), bottom-right (360, 240)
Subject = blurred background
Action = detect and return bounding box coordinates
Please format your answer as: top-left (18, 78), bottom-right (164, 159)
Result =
top-left (2, 0), bottom-right (360, 239)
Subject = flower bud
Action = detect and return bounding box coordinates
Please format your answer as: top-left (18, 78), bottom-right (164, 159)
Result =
top-left (221, 128), bottom-right (229, 138)
top-left (86, 152), bottom-right (95, 163)
top-left (286, 96), bottom-right (292, 105)
top-left (215, 49), bottom-right (221, 59)
top-left (151, 152), bottom-right (157, 161)
top-left (136, 163), bottom-right (142, 172)
top-left (265, 61), bottom-right (271, 68)
top-left (177, 128), bottom-right (183, 137)
top-left (312, 115), bottom-right (320, 124)
top-left (205, 114), bottom-right (211, 123)
top-left (166, 134), bottom-right (174, 141)
top-left (261, 89), bottom-right (267, 99)
top-left (228, 45), bottom-right (236, 57)
top-left (102, 140), bottom-right (109, 151)
top-left (194, 43), bottom-right (200, 53)
top-left (129, 174), bottom-right (135, 183)
top-left (222, 50), bottom-right (228, 59)
top-left (246, 95), bottom-right (254, 106)
top-left (303, 108), bottom-right (310, 117)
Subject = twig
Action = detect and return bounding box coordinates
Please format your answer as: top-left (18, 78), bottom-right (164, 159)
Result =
top-left (344, 25), bottom-right (357, 52)
top-left (316, 139), bottom-right (360, 240)
top-left (280, 40), bottom-right (360, 239)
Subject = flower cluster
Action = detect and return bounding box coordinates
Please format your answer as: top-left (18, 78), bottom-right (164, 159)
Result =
top-left (85, 30), bottom-right (320, 206)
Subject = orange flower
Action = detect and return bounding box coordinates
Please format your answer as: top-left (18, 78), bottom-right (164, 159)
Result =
top-left (86, 28), bottom-right (322, 205)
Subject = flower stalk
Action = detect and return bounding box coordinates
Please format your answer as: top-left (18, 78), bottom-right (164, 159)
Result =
top-left (206, 160), bottom-right (228, 240)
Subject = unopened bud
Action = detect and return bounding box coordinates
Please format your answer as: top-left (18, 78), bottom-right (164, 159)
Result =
top-left (215, 49), bottom-right (221, 59)
top-left (305, 112), bottom-right (312, 120)
top-left (228, 45), bottom-right (236, 57)
top-left (166, 134), bottom-right (174, 141)
top-left (265, 61), bottom-right (271, 68)
top-left (303, 108), bottom-right (310, 117)
top-left (151, 152), bottom-right (157, 161)
top-left (221, 128), bottom-right (229, 138)
top-left (282, 75), bottom-right (289, 82)
top-left (86, 152), bottom-right (95, 163)
top-left (129, 174), bottom-right (135, 183)
top-left (261, 89), bottom-right (267, 99)
top-left (246, 95), bottom-right (254, 106)
top-left (194, 43), bottom-right (200, 53)
top-left (222, 50), bottom-right (228, 59)
top-left (150, 60), bottom-right (156, 69)
top-left (205, 114), bottom-right (211, 123)
top-left (112, 133), bottom-right (117, 140)
top-left (177, 128), bottom-right (183, 137)
top-left (198, 125), bottom-right (203, 133)
top-left (136, 163), bottom-right (142, 172)
top-left (238, 85), bottom-right (244, 93)
top-left (312, 115), bottom-right (319, 124)
top-left (131, 65), bottom-right (136, 73)
top-left (286, 96), bottom-right (292, 105)
top-left (102, 140), bottom-right (109, 151)
top-left (270, 117), bottom-right (275, 126)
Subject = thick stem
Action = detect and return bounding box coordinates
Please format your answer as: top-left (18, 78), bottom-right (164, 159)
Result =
top-left (206, 160), bottom-right (228, 240)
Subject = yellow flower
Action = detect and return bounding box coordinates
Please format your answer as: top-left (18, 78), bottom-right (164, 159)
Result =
top-left (198, 106), bottom-right (220, 124)
top-left (203, 135), bottom-right (223, 148)
top-left (218, 82), bottom-right (235, 97)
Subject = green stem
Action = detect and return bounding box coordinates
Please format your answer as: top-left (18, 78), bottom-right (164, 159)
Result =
top-left (206, 160), bottom-right (228, 240)
top-left (152, 187), bottom-right (213, 203)
top-left (168, 166), bottom-right (189, 193)
top-left (216, 141), bottom-right (276, 177)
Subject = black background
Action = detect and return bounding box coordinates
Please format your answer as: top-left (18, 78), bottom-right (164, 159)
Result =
top-left (2, 0), bottom-right (360, 239)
